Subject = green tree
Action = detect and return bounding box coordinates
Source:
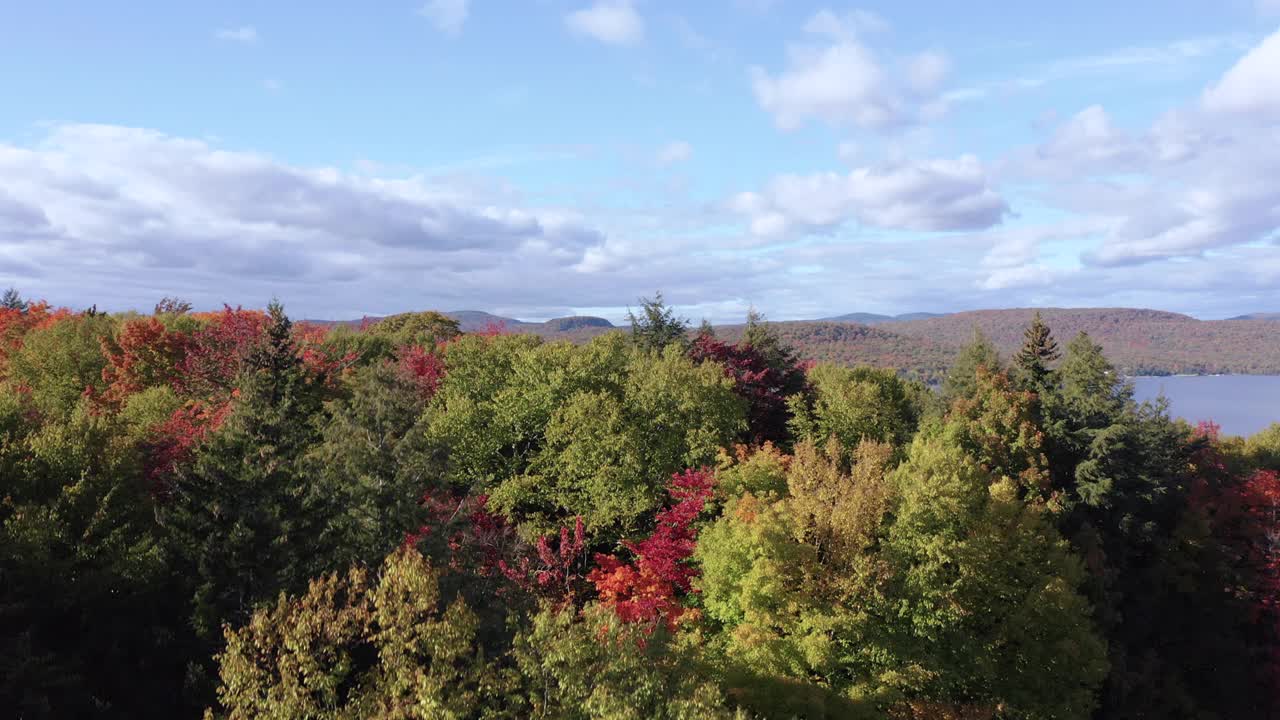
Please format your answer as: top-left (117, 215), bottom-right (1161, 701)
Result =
top-left (428, 334), bottom-right (743, 538)
top-left (941, 327), bottom-right (1000, 404)
top-left (884, 431), bottom-right (1107, 718)
top-left (1013, 311), bottom-right (1060, 393)
top-left (211, 546), bottom-right (496, 719)
top-left (0, 397), bottom-right (199, 718)
top-left (2, 287), bottom-right (28, 311)
top-left (788, 364), bottom-right (920, 452)
top-left (5, 312), bottom-right (116, 418)
top-left (306, 362), bottom-right (443, 570)
top-left (627, 292), bottom-right (689, 353)
top-left (507, 604), bottom-right (736, 720)
top-left (163, 301), bottom-right (331, 638)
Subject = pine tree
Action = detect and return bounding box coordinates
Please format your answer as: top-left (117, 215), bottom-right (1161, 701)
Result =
top-left (627, 291), bottom-right (689, 352)
top-left (1014, 311), bottom-right (1060, 392)
top-left (942, 326), bottom-right (1001, 404)
top-left (163, 301), bottom-right (330, 639)
top-left (1, 287), bottom-right (28, 311)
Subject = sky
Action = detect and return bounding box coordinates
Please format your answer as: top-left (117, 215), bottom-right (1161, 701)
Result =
top-left (1, 0), bottom-right (1279, 322)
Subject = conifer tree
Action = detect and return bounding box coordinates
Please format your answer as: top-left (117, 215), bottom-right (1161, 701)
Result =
top-left (941, 326), bottom-right (1000, 404)
top-left (627, 291), bottom-right (689, 353)
top-left (1013, 311), bottom-right (1060, 392)
top-left (1, 287), bottom-right (28, 311)
top-left (163, 301), bottom-right (330, 639)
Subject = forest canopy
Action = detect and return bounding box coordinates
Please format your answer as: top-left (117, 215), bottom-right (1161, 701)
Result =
top-left (0, 290), bottom-right (1277, 719)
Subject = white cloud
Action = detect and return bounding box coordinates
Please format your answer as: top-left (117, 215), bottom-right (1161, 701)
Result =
top-left (418, 0), bottom-right (470, 35)
top-left (731, 154), bottom-right (1007, 236)
top-left (0, 124), bottom-right (615, 316)
top-left (750, 10), bottom-right (947, 131)
top-left (566, 0), bottom-right (644, 46)
top-left (1001, 31), bottom-right (1280, 269)
top-left (214, 26), bottom-right (258, 43)
top-left (1202, 27), bottom-right (1280, 121)
top-left (655, 141), bottom-right (693, 167)
top-left (906, 51), bottom-right (951, 96)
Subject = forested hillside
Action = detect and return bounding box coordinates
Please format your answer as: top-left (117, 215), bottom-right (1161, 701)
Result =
top-left (515, 307), bottom-right (1280, 381)
top-left (2, 292), bottom-right (1278, 719)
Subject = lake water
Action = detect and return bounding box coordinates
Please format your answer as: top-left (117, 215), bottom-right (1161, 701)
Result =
top-left (1130, 375), bottom-right (1280, 438)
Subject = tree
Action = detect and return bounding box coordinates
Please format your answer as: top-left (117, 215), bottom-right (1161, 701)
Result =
top-left (688, 330), bottom-right (808, 446)
top-left (941, 327), bottom-right (1000, 404)
top-left (2, 287), bottom-right (28, 311)
top-left (0, 397), bottom-right (200, 718)
top-left (430, 334), bottom-right (744, 539)
top-left (163, 301), bottom-right (331, 639)
top-left (884, 432), bottom-right (1108, 718)
top-left (154, 297), bottom-right (193, 315)
top-left (1013, 311), bottom-right (1059, 393)
top-left (507, 603), bottom-right (735, 720)
top-left (305, 362), bottom-right (444, 571)
top-left (788, 364), bottom-right (920, 452)
top-left (210, 546), bottom-right (496, 719)
top-left (5, 311), bottom-right (116, 419)
top-left (628, 292), bottom-right (689, 353)
top-left (588, 469), bottom-right (715, 630)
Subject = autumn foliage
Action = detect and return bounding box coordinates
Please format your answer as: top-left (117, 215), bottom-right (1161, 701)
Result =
top-left (588, 468), bottom-right (715, 630)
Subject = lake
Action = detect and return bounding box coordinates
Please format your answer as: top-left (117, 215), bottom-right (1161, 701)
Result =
top-left (1130, 375), bottom-right (1280, 438)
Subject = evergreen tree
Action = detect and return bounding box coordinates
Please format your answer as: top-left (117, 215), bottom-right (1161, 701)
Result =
top-left (162, 301), bottom-right (330, 639)
top-left (696, 317), bottom-right (716, 340)
top-left (1, 287), bottom-right (28, 311)
top-left (741, 307), bottom-right (802, 377)
top-left (941, 327), bottom-right (1000, 404)
top-left (1013, 311), bottom-right (1060, 392)
top-left (627, 291), bottom-right (689, 353)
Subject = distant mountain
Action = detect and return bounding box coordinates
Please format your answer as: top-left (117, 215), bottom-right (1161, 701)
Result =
top-left (308, 306), bottom-right (1280, 381)
top-left (541, 315), bottom-right (614, 332)
top-left (1228, 312), bottom-right (1280, 321)
top-left (822, 311), bottom-right (947, 324)
top-left (444, 310), bottom-right (532, 332)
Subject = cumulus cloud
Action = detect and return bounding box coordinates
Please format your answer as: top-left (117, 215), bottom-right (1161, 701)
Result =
top-left (655, 141), bottom-right (693, 167)
top-left (566, 0), bottom-right (644, 46)
top-left (731, 155), bottom-right (1008, 237)
top-left (1202, 27), bottom-right (1280, 121)
top-left (750, 9), bottom-right (949, 131)
top-left (0, 124), bottom-right (614, 316)
top-left (418, 0), bottom-right (470, 35)
top-left (999, 30), bottom-right (1280, 269)
top-left (214, 26), bottom-right (258, 43)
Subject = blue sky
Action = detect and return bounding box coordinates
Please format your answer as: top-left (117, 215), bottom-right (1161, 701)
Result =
top-left (2, 1), bottom-right (1279, 322)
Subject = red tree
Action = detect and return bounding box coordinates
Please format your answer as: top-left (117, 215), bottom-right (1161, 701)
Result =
top-left (142, 399), bottom-right (234, 497)
top-left (688, 335), bottom-right (807, 446)
top-left (175, 306), bottom-right (268, 397)
top-left (395, 344), bottom-right (447, 400)
top-left (588, 468), bottom-right (715, 630)
top-left (99, 317), bottom-right (191, 408)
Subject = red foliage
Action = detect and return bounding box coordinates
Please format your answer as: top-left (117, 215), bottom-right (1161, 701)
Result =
top-left (175, 306), bottom-right (268, 397)
top-left (405, 492), bottom-right (524, 580)
top-left (143, 399), bottom-right (233, 497)
top-left (588, 468), bottom-right (715, 631)
top-left (294, 322), bottom-right (358, 388)
top-left (395, 344), bottom-right (447, 400)
top-left (99, 318), bottom-right (191, 408)
top-left (688, 335), bottom-right (808, 445)
top-left (476, 320), bottom-right (510, 337)
top-left (498, 517), bottom-right (587, 604)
